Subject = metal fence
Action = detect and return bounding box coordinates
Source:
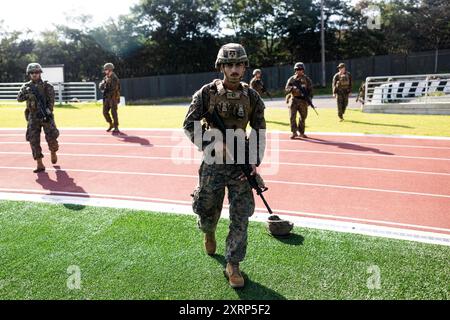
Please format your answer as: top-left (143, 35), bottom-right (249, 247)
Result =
top-left (365, 74), bottom-right (450, 105)
top-left (362, 73), bottom-right (450, 114)
top-left (119, 49), bottom-right (450, 101)
top-left (0, 82), bottom-right (97, 103)
top-left (0, 83), bottom-right (24, 101)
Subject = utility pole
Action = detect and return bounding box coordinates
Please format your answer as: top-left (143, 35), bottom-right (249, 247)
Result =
top-left (321, 0), bottom-right (326, 87)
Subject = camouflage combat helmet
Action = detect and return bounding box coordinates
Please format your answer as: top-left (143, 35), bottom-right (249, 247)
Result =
top-left (26, 63), bottom-right (43, 74)
top-left (104, 63), bottom-right (115, 70)
top-left (294, 62), bottom-right (305, 71)
top-left (215, 43), bottom-right (249, 69)
top-left (267, 215), bottom-right (294, 237)
top-left (337, 63), bottom-right (346, 69)
top-left (253, 69), bottom-right (262, 76)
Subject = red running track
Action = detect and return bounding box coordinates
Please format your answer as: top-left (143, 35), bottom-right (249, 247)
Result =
top-left (0, 129), bottom-right (449, 239)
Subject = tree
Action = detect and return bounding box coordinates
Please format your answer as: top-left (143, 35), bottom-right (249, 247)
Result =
top-left (131, 0), bottom-right (222, 74)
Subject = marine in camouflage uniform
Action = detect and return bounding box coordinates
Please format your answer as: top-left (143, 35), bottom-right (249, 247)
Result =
top-left (332, 63), bottom-right (352, 121)
top-left (285, 62), bottom-right (313, 139)
top-left (17, 63), bottom-right (59, 173)
top-left (356, 81), bottom-right (366, 107)
top-left (249, 69), bottom-right (271, 99)
top-left (183, 43), bottom-right (266, 289)
top-left (99, 63), bottom-right (121, 133)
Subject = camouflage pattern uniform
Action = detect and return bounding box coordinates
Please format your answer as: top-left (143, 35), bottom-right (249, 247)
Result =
top-left (285, 73), bottom-right (313, 135)
top-left (357, 81), bottom-right (366, 105)
top-left (183, 79), bottom-right (266, 263)
top-left (333, 67), bottom-right (352, 120)
top-left (17, 80), bottom-right (59, 160)
top-left (100, 72), bottom-right (121, 129)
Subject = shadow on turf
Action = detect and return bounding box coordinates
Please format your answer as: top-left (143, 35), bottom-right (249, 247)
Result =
top-left (270, 233), bottom-right (304, 246)
top-left (301, 137), bottom-right (394, 155)
top-left (113, 131), bottom-right (153, 146)
top-left (345, 120), bottom-right (413, 129)
top-left (35, 166), bottom-right (88, 211)
top-left (211, 255), bottom-right (287, 300)
top-left (266, 120), bottom-right (290, 127)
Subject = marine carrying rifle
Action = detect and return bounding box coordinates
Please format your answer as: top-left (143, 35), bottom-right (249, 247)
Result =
top-left (27, 84), bottom-right (52, 122)
top-left (261, 84), bottom-right (273, 100)
top-left (203, 108), bottom-right (273, 215)
top-left (297, 85), bottom-right (319, 116)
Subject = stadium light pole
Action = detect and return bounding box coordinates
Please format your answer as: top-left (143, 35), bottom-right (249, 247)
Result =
top-left (320, 0), bottom-right (326, 87)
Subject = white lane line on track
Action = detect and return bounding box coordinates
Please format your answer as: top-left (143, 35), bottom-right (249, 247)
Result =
top-left (0, 166), bottom-right (197, 179)
top-left (1, 151), bottom-right (450, 177)
top-left (2, 133), bottom-right (450, 150)
top-left (2, 128), bottom-right (450, 141)
top-left (2, 141), bottom-right (450, 161)
top-left (0, 188), bottom-right (449, 235)
top-left (1, 166), bottom-right (450, 199)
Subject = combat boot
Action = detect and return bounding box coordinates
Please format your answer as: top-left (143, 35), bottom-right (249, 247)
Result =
top-left (51, 151), bottom-right (58, 164)
top-left (33, 158), bottom-right (45, 173)
top-left (106, 123), bottom-right (114, 132)
top-left (204, 232), bottom-right (216, 255)
top-left (290, 132), bottom-right (298, 140)
top-left (112, 127), bottom-right (120, 134)
top-left (225, 263), bottom-right (245, 289)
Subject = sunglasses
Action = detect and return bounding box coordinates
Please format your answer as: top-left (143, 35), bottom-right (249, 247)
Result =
top-left (29, 72), bottom-right (41, 75)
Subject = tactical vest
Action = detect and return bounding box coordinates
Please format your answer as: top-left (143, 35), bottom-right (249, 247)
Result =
top-left (26, 81), bottom-right (49, 113)
top-left (291, 75), bottom-right (310, 98)
top-left (208, 79), bottom-right (252, 131)
top-left (336, 73), bottom-right (350, 90)
top-left (250, 78), bottom-right (264, 95)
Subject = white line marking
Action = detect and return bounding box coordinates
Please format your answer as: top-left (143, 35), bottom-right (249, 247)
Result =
top-left (0, 166), bottom-right (449, 199)
top-left (2, 141), bottom-right (450, 161)
top-left (2, 133), bottom-right (450, 150)
top-left (0, 188), bottom-right (448, 232)
top-left (0, 191), bottom-right (449, 246)
top-left (0, 166), bottom-right (196, 179)
top-left (1, 151), bottom-right (450, 176)
top-left (0, 188), bottom-right (192, 204)
top-left (263, 179), bottom-right (450, 199)
top-left (273, 148), bottom-right (450, 161)
top-left (1, 127), bottom-right (450, 140)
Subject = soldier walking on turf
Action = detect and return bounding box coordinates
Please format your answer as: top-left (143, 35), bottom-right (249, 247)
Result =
top-left (17, 63), bottom-right (60, 173)
top-left (333, 63), bottom-right (352, 121)
top-left (99, 63), bottom-right (121, 133)
top-left (250, 69), bottom-right (271, 99)
top-left (285, 62), bottom-right (313, 139)
top-left (183, 43), bottom-right (266, 289)
top-left (356, 81), bottom-right (366, 108)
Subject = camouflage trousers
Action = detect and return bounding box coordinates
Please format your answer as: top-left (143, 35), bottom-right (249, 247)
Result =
top-left (192, 162), bottom-right (255, 263)
top-left (289, 98), bottom-right (308, 135)
top-left (103, 98), bottom-right (119, 127)
top-left (336, 92), bottom-right (349, 119)
top-left (26, 116), bottom-right (59, 160)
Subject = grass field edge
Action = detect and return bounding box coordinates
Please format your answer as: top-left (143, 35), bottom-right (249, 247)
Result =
top-left (1, 191), bottom-right (449, 247)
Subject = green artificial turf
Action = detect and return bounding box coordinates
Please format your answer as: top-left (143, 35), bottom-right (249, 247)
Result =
top-left (1, 103), bottom-right (450, 136)
top-left (0, 200), bottom-right (448, 300)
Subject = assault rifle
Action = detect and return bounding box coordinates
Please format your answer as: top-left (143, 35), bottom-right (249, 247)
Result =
top-left (298, 85), bottom-right (319, 116)
top-left (203, 108), bottom-right (273, 214)
top-left (28, 84), bottom-right (52, 122)
top-left (261, 84), bottom-right (273, 100)
top-left (293, 80), bottom-right (319, 116)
